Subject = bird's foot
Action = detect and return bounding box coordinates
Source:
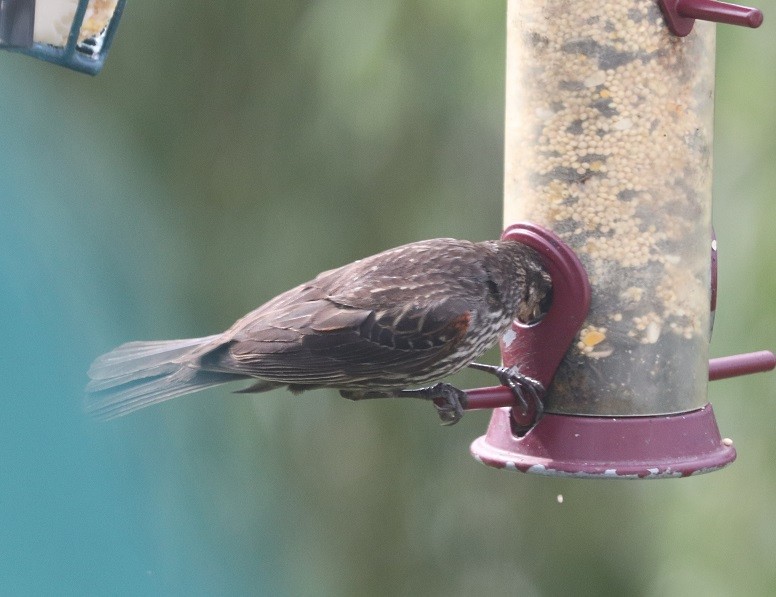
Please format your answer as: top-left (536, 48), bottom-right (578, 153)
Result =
top-left (431, 383), bottom-right (468, 426)
top-left (468, 362), bottom-right (545, 421)
top-left (397, 383), bottom-right (468, 426)
top-left (340, 385), bottom-right (467, 426)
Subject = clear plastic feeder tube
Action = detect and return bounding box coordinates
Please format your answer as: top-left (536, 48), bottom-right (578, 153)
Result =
top-left (504, 0), bottom-right (714, 415)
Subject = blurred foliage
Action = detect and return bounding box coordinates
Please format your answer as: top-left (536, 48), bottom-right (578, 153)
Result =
top-left (1, 0), bottom-right (775, 595)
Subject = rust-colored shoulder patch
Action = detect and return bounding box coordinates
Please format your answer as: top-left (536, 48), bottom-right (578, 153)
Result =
top-left (448, 311), bottom-right (472, 341)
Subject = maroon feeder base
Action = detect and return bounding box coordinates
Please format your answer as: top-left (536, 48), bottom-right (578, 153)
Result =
top-left (470, 403), bottom-right (736, 478)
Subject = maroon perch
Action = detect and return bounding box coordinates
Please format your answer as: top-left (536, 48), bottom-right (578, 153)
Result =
top-left (87, 238), bottom-right (551, 424)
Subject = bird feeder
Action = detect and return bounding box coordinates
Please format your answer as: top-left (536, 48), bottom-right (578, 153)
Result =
top-left (468, 0), bottom-right (774, 478)
top-left (0, 0), bottom-right (126, 74)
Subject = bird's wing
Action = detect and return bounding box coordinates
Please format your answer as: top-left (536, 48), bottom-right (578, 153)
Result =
top-left (209, 296), bottom-right (473, 387)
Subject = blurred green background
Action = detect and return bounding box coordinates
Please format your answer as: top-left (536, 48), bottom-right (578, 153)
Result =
top-left (2, 1), bottom-right (775, 595)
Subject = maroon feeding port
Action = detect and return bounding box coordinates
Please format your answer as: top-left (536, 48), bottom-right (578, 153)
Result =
top-left (464, 0), bottom-right (772, 478)
top-left (658, 0), bottom-right (762, 36)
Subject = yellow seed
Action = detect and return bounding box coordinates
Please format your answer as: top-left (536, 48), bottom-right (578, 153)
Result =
top-left (581, 328), bottom-right (606, 347)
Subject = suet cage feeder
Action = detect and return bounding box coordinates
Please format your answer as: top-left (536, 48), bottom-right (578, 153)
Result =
top-left (0, 0), bottom-right (126, 74)
top-left (467, 0), bottom-right (774, 478)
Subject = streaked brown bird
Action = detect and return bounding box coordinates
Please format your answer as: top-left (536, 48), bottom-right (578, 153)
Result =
top-left (86, 238), bottom-right (551, 424)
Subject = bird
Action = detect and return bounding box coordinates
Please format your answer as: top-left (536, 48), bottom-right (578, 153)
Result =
top-left (86, 238), bottom-right (552, 425)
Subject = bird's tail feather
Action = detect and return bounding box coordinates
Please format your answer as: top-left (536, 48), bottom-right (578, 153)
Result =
top-left (86, 335), bottom-right (246, 420)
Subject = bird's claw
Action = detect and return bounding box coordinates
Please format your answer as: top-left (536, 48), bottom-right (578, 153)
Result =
top-left (469, 362), bottom-right (545, 422)
top-left (503, 367), bottom-right (545, 419)
top-left (344, 384), bottom-right (468, 426)
top-left (429, 383), bottom-right (468, 426)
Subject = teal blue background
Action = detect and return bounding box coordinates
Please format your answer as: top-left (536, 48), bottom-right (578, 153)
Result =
top-left (2, 1), bottom-right (775, 595)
